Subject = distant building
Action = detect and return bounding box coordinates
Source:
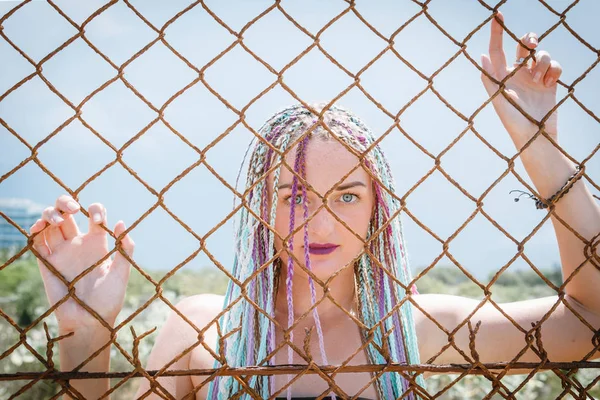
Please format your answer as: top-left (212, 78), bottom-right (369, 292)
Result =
top-left (0, 198), bottom-right (45, 250)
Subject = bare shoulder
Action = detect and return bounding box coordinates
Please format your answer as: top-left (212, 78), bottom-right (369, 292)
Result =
top-left (174, 293), bottom-right (225, 322)
top-left (135, 294), bottom-right (225, 398)
top-left (173, 294), bottom-right (225, 365)
top-left (148, 294), bottom-right (223, 368)
top-left (151, 293), bottom-right (224, 348)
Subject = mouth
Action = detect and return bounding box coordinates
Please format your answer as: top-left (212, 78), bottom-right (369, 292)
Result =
top-left (308, 243), bottom-right (339, 255)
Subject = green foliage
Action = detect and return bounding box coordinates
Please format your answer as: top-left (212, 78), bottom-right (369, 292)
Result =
top-left (162, 267), bottom-right (229, 297)
top-left (492, 267), bottom-right (562, 289)
top-left (123, 266), bottom-right (229, 307)
top-left (416, 265), bottom-right (561, 302)
top-left (0, 255), bottom-right (47, 328)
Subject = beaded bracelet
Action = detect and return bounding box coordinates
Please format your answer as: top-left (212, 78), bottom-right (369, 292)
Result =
top-left (509, 165), bottom-right (584, 209)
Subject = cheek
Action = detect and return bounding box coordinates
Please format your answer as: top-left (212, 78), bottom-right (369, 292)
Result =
top-left (343, 210), bottom-right (372, 259)
top-left (337, 204), bottom-right (372, 239)
top-left (274, 202), bottom-right (307, 235)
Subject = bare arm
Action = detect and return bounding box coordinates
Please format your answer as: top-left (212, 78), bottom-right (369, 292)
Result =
top-left (30, 197), bottom-right (134, 400)
top-left (414, 147), bottom-right (600, 371)
top-left (480, 11), bottom-right (600, 314)
top-left (414, 293), bottom-right (600, 378)
top-left (519, 138), bottom-right (600, 314)
top-left (32, 196), bottom-right (220, 399)
top-left (414, 9), bottom-right (596, 377)
top-left (59, 325), bottom-right (113, 399)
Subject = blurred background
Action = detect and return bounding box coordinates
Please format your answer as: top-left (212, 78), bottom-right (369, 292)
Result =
top-left (0, 0), bottom-right (599, 398)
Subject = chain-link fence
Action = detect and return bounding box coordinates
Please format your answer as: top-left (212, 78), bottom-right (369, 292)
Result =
top-left (1, 0), bottom-right (599, 399)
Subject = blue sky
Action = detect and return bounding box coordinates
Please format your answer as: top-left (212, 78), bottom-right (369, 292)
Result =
top-left (1, 0), bottom-right (599, 286)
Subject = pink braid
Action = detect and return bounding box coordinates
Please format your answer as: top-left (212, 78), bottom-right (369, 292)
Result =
top-left (298, 138), bottom-right (329, 364)
top-left (299, 136), bottom-right (335, 399)
top-left (285, 137), bottom-right (306, 400)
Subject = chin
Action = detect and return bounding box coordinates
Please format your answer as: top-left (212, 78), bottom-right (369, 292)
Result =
top-left (297, 255), bottom-right (354, 278)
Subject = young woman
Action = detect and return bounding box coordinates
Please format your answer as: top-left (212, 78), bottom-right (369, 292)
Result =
top-left (30, 12), bottom-right (600, 400)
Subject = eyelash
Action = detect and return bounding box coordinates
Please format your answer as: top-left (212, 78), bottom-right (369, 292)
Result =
top-left (283, 192), bottom-right (360, 205)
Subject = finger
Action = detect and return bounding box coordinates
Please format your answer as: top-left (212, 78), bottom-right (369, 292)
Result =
top-left (30, 219), bottom-right (50, 258)
top-left (489, 11), bottom-right (508, 80)
top-left (88, 203), bottom-right (107, 235)
top-left (531, 51), bottom-right (552, 84)
top-left (55, 195), bottom-right (81, 240)
top-left (41, 207), bottom-right (65, 250)
top-left (29, 220), bottom-right (64, 287)
top-left (516, 33), bottom-right (538, 60)
top-left (55, 195), bottom-right (80, 214)
top-left (42, 206), bottom-right (64, 225)
top-left (111, 220), bottom-right (134, 281)
top-left (543, 60), bottom-right (562, 87)
top-left (515, 32), bottom-right (538, 66)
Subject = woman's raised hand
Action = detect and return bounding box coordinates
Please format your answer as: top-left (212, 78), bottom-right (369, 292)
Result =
top-left (480, 11), bottom-right (563, 150)
top-left (30, 195), bottom-right (134, 332)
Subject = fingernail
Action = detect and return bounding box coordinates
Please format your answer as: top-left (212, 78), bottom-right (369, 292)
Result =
top-left (53, 215), bottom-right (64, 224)
top-left (93, 213), bottom-right (102, 223)
top-left (67, 201), bottom-right (79, 211)
top-left (533, 71), bottom-right (542, 83)
top-left (545, 77), bottom-right (555, 87)
top-left (529, 37), bottom-right (538, 46)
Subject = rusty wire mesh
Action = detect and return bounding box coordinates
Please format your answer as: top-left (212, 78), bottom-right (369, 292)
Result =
top-left (1, 0), bottom-right (600, 399)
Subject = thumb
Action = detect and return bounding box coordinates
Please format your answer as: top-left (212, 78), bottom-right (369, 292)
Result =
top-left (111, 220), bottom-right (134, 280)
top-left (480, 54), bottom-right (499, 96)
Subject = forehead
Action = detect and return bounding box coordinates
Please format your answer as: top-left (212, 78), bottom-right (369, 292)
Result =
top-left (269, 138), bottom-right (371, 192)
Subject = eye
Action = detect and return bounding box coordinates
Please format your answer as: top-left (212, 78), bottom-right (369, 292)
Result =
top-left (284, 194), bottom-right (304, 205)
top-left (340, 193), bottom-right (358, 203)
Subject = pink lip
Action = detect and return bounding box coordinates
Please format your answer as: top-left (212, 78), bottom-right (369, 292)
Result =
top-left (308, 243), bottom-right (339, 255)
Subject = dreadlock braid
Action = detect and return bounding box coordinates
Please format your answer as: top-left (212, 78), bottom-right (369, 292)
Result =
top-left (208, 103), bottom-right (425, 400)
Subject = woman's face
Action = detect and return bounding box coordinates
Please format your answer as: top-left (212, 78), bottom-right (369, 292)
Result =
top-left (268, 137), bottom-right (375, 281)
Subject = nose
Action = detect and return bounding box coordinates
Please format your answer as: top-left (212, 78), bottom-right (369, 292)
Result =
top-left (307, 205), bottom-right (336, 238)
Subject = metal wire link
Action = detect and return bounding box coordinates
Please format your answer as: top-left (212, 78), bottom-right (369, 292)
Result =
top-left (1, 0), bottom-right (599, 399)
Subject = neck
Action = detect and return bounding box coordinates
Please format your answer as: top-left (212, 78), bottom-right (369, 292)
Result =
top-left (274, 263), bottom-right (356, 331)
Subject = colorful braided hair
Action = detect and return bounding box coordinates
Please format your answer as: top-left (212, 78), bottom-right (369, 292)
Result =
top-left (207, 103), bottom-right (425, 399)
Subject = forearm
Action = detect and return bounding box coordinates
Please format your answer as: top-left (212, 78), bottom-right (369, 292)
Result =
top-left (59, 325), bottom-right (113, 400)
top-left (519, 136), bottom-right (600, 313)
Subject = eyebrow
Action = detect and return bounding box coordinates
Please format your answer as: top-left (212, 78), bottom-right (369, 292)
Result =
top-left (277, 181), bottom-right (367, 191)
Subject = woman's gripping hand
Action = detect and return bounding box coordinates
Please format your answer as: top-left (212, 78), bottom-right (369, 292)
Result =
top-left (480, 11), bottom-right (563, 150)
top-left (29, 195), bottom-right (134, 333)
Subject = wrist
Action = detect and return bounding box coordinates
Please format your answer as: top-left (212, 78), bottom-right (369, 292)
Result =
top-left (58, 323), bottom-right (114, 349)
top-left (58, 325), bottom-right (113, 371)
top-left (508, 115), bottom-right (559, 152)
top-left (58, 327), bottom-right (113, 400)
top-left (516, 136), bottom-right (578, 199)
top-left (57, 315), bottom-right (116, 336)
